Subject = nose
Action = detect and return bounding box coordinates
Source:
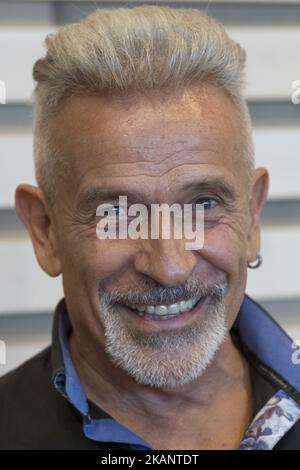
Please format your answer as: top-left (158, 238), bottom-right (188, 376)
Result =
top-left (133, 238), bottom-right (197, 288)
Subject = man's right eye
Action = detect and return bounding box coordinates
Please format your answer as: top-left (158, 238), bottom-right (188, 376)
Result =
top-left (96, 204), bottom-right (127, 218)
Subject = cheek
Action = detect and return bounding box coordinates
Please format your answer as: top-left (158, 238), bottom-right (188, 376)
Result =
top-left (91, 239), bottom-right (133, 280)
top-left (199, 224), bottom-right (249, 326)
top-left (199, 223), bottom-right (248, 280)
top-left (65, 237), bottom-right (134, 287)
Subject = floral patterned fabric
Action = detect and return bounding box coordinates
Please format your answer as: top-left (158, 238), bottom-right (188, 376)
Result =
top-left (239, 389), bottom-right (300, 450)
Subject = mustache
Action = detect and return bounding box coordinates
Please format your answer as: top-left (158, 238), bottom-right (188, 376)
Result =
top-left (99, 278), bottom-right (227, 307)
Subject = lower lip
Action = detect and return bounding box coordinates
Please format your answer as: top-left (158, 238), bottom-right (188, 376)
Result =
top-left (117, 296), bottom-right (208, 332)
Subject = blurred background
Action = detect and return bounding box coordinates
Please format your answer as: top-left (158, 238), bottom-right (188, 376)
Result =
top-left (0, 0), bottom-right (300, 376)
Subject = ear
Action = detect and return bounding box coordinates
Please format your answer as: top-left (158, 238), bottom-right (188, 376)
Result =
top-left (15, 184), bottom-right (62, 277)
top-left (247, 168), bottom-right (269, 264)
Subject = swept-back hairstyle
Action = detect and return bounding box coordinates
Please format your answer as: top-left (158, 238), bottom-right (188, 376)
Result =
top-left (32, 5), bottom-right (254, 204)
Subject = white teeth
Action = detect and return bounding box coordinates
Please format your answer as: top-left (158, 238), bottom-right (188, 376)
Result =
top-left (168, 303), bottom-right (181, 314)
top-left (145, 305), bottom-right (155, 314)
top-left (154, 305), bottom-right (168, 316)
top-left (125, 296), bottom-right (201, 318)
top-left (179, 300), bottom-right (188, 313)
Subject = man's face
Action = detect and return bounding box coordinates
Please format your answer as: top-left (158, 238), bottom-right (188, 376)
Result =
top-left (22, 84), bottom-right (268, 387)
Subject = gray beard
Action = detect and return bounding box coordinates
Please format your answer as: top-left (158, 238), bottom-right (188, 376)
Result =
top-left (98, 279), bottom-right (227, 389)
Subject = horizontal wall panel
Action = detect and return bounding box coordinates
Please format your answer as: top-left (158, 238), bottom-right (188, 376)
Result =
top-left (246, 226), bottom-right (300, 300)
top-left (262, 200), bottom-right (300, 226)
top-left (0, 225), bottom-right (299, 314)
top-left (0, 133), bottom-right (36, 208)
top-left (1, 24), bottom-right (299, 102)
top-left (228, 26), bottom-right (300, 100)
top-left (262, 298), bottom-right (300, 342)
top-left (55, 2), bottom-right (300, 27)
top-left (0, 237), bottom-right (63, 314)
top-left (0, 26), bottom-right (56, 103)
top-left (0, 336), bottom-right (50, 377)
top-left (0, 312), bottom-right (52, 377)
top-left (0, 2), bottom-right (54, 25)
top-left (1, 126), bottom-right (299, 209)
top-left (254, 127), bottom-right (300, 200)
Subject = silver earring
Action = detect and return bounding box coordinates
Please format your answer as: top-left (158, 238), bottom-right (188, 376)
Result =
top-left (247, 254), bottom-right (263, 269)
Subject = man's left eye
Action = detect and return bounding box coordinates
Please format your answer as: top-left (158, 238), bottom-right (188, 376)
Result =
top-left (196, 198), bottom-right (218, 210)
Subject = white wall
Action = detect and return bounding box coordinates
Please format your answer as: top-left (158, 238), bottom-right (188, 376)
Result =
top-left (0, 0), bottom-right (300, 376)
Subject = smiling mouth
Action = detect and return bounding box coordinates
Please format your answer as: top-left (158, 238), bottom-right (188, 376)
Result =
top-left (120, 295), bottom-right (206, 321)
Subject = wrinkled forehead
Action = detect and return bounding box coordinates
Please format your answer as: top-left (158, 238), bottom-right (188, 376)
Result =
top-left (51, 84), bottom-right (247, 197)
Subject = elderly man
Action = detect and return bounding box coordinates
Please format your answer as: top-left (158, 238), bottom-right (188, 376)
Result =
top-left (0, 5), bottom-right (299, 450)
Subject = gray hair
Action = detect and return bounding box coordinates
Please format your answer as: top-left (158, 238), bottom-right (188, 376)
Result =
top-left (32, 5), bottom-right (254, 205)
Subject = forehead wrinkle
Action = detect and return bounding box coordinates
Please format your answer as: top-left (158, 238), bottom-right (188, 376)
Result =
top-left (90, 149), bottom-right (219, 175)
top-left (74, 148), bottom-right (218, 183)
top-left (82, 162), bottom-right (211, 181)
top-left (99, 147), bottom-right (217, 168)
top-left (84, 136), bottom-right (218, 160)
top-left (73, 131), bottom-right (220, 162)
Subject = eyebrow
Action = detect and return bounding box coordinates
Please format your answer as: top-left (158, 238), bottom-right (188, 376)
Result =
top-left (180, 178), bottom-right (237, 201)
top-left (76, 177), bottom-right (236, 212)
top-left (76, 187), bottom-right (132, 213)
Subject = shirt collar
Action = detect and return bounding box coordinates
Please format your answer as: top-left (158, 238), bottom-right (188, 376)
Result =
top-left (51, 295), bottom-right (300, 448)
top-left (51, 298), bottom-right (150, 448)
